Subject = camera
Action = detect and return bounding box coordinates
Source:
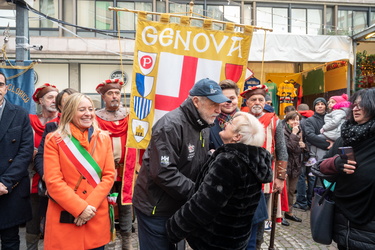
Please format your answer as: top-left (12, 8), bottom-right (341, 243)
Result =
top-left (31, 45), bottom-right (43, 51)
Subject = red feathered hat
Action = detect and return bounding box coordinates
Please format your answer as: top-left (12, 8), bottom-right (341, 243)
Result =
top-left (240, 84), bottom-right (268, 99)
top-left (96, 79), bottom-right (124, 95)
top-left (32, 83), bottom-right (58, 104)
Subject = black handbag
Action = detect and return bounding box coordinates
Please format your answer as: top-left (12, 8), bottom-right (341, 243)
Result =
top-left (310, 180), bottom-right (335, 245)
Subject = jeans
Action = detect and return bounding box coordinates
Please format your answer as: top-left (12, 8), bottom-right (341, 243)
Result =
top-left (0, 225), bottom-right (20, 250)
top-left (135, 208), bottom-right (176, 250)
top-left (295, 165), bottom-right (315, 208)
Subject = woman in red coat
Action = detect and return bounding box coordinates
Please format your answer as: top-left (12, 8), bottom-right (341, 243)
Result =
top-left (44, 93), bottom-right (116, 250)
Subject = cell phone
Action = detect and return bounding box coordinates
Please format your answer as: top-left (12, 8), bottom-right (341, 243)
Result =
top-left (59, 211), bottom-right (75, 224)
top-left (338, 146), bottom-right (355, 161)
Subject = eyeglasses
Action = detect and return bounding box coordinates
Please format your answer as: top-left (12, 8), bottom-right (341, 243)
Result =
top-left (352, 103), bottom-right (362, 110)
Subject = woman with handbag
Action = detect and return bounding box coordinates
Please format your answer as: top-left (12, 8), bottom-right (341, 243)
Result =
top-left (43, 93), bottom-right (116, 250)
top-left (315, 88), bottom-right (375, 249)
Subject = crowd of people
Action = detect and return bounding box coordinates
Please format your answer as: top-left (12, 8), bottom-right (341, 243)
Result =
top-left (1, 72), bottom-right (375, 250)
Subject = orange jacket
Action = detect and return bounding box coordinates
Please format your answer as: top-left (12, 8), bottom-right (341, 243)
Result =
top-left (43, 129), bottom-right (115, 250)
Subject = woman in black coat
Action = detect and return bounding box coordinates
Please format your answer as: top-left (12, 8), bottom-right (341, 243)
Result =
top-left (283, 111), bottom-right (306, 223)
top-left (316, 88), bottom-right (375, 250)
top-left (166, 111), bottom-right (273, 250)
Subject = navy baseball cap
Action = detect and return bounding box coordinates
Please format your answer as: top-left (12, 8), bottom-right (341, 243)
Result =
top-left (189, 78), bottom-right (231, 103)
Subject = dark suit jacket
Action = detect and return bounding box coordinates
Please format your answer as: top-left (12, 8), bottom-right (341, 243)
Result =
top-left (0, 99), bottom-right (33, 229)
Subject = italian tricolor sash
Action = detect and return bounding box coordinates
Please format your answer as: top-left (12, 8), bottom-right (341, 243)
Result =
top-left (57, 135), bottom-right (102, 187)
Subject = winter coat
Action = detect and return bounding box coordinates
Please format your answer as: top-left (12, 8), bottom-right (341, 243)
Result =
top-left (322, 108), bottom-right (348, 141)
top-left (284, 125), bottom-right (303, 178)
top-left (0, 100), bottom-right (33, 230)
top-left (305, 112), bottom-right (330, 149)
top-left (43, 129), bottom-right (116, 250)
top-left (166, 143), bottom-right (272, 250)
top-left (133, 98), bottom-right (210, 217)
top-left (317, 133), bottom-right (375, 249)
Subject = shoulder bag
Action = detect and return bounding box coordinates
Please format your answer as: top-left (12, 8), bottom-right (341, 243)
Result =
top-left (310, 179), bottom-right (335, 245)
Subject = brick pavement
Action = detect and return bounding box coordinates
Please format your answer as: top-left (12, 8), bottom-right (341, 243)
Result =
top-left (17, 207), bottom-right (338, 249)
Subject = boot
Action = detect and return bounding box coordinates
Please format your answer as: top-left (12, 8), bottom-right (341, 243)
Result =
top-left (26, 233), bottom-right (39, 250)
top-left (120, 231), bottom-right (133, 250)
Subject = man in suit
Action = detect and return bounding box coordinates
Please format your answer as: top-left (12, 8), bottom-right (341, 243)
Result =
top-left (0, 72), bottom-right (34, 249)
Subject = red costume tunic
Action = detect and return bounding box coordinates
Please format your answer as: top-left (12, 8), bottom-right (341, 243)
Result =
top-left (29, 114), bottom-right (45, 193)
top-left (96, 116), bottom-right (137, 204)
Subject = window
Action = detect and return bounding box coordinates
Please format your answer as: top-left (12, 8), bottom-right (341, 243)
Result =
top-left (292, 9), bottom-right (307, 34)
top-left (338, 9), bottom-right (368, 36)
top-left (27, 0), bottom-right (59, 36)
top-left (256, 7), bottom-right (288, 33)
top-left (243, 4), bottom-right (252, 26)
top-left (307, 9), bottom-right (322, 35)
top-left (326, 7), bottom-right (334, 35)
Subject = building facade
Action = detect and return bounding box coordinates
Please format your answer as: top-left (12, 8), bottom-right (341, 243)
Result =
top-left (0, 0), bottom-right (374, 106)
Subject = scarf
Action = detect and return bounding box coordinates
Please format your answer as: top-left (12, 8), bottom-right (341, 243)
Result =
top-left (69, 123), bottom-right (90, 150)
top-left (216, 108), bottom-right (238, 129)
top-left (341, 119), bottom-right (375, 146)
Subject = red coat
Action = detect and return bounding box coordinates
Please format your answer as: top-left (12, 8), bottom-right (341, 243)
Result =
top-left (43, 129), bottom-right (116, 250)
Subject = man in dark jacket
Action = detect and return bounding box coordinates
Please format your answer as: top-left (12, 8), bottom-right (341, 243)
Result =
top-left (294, 103), bottom-right (315, 211)
top-left (303, 97), bottom-right (332, 208)
top-left (133, 78), bottom-right (230, 250)
top-left (0, 73), bottom-right (34, 249)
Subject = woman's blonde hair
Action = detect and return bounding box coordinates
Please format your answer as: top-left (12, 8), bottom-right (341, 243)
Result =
top-left (54, 93), bottom-right (99, 139)
top-left (232, 111), bottom-right (265, 147)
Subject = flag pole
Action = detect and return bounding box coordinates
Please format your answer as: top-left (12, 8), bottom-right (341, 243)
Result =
top-left (108, 6), bottom-right (273, 32)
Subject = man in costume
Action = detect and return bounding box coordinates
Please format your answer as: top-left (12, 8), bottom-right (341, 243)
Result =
top-left (0, 72), bottom-right (34, 249)
top-left (27, 83), bottom-right (59, 249)
top-left (95, 79), bottom-right (137, 250)
top-left (240, 84), bottom-right (289, 248)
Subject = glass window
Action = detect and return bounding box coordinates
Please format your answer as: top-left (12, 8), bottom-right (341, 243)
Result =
top-left (371, 11), bottom-right (375, 26)
top-left (207, 5), bottom-right (223, 21)
top-left (243, 4), bottom-right (252, 26)
top-left (224, 5), bottom-right (240, 24)
top-left (256, 7), bottom-right (287, 33)
top-left (353, 11), bottom-right (367, 34)
top-left (96, 1), bottom-right (113, 30)
top-left (77, 0), bottom-right (95, 28)
top-left (273, 8), bottom-right (288, 33)
top-left (307, 9), bottom-right (322, 35)
top-left (29, 0), bottom-right (58, 29)
top-left (0, 10), bottom-right (16, 27)
top-left (326, 7), bottom-right (334, 35)
top-left (256, 7), bottom-right (272, 29)
top-left (292, 9), bottom-right (306, 34)
top-left (338, 10), bottom-right (352, 35)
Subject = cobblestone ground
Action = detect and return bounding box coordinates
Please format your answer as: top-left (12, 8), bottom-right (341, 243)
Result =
top-left (18, 207), bottom-right (338, 249)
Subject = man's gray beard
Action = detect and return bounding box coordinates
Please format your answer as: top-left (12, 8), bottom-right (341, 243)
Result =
top-left (110, 101), bottom-right (119, 108)
top-left (251, 106), bottom-right (263, 115)
top-left (45, 106), bottom-right (57, 112)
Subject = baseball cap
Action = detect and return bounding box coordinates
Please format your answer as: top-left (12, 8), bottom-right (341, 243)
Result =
top-left (189, 78), bottom-right (231, 103)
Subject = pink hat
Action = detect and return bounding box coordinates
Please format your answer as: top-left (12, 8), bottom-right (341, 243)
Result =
top-left (330, 93), bottom-right (348, 104)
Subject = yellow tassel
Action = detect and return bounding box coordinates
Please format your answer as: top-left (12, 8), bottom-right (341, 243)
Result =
top-left (111, 228), bottom-right (117, 242)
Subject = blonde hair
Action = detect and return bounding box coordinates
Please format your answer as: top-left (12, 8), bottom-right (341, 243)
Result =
top-left (232, 111), bottom-right (265, 147)
top-left (53, 93), bottom-right (99, 139)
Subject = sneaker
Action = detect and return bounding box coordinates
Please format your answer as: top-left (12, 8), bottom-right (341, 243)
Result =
top-left (264, 221), bottom-right (272, 231)
top-left (308, 172), bottom-right (315, 177)
top-left (305, 157), bottom-right (317, 166)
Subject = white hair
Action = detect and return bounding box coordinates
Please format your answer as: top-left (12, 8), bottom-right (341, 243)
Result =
top-left (233, 111), bottom-right (265, 147)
